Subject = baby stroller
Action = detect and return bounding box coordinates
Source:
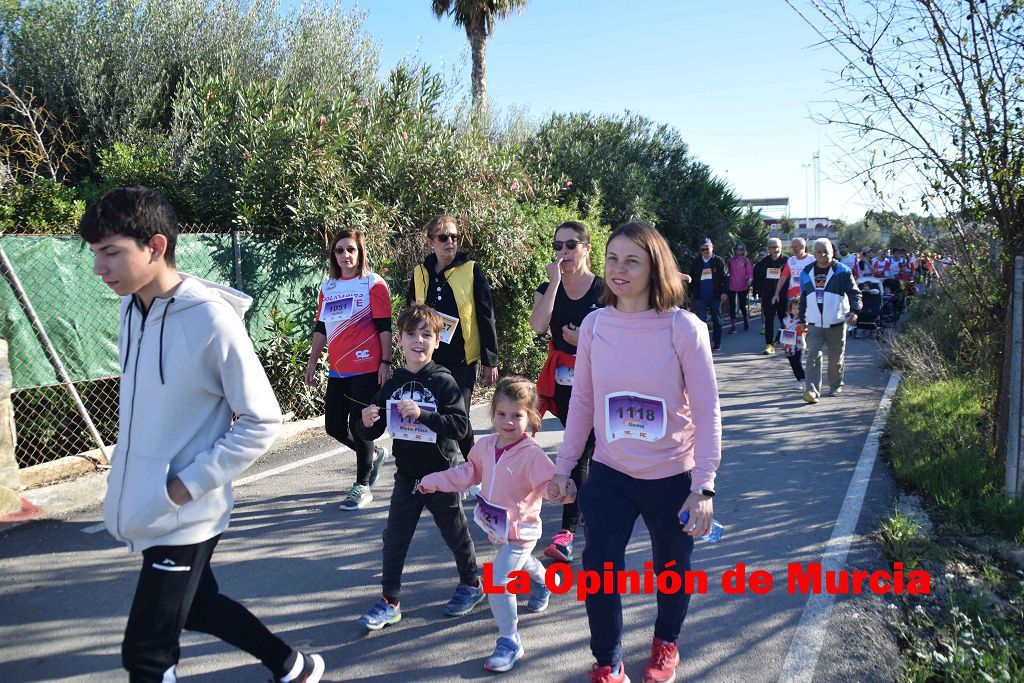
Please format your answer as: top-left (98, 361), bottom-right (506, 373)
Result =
top-left (854, 283), bottom-right (884, 339)
top-left (881, 278), bottom-right (903, 324)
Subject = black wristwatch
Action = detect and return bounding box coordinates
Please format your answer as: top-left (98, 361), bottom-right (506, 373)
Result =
top-left (694, 488), bottom-right (716, 498)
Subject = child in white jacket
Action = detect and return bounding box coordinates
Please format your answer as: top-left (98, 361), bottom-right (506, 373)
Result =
top-left (419, 377), bottom-right (575, 673)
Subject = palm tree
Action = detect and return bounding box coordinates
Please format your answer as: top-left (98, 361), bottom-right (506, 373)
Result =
top-left (431, 0), bottom-right (527, 112)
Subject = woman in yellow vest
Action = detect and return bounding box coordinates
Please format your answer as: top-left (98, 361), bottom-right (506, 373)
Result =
top-left (407, 214), bottom-right (499, 460)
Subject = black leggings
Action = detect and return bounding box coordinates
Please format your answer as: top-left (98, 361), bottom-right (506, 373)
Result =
top-left (728, 291), bottom-right (749, 321)
top-left (441, 361), bottom-right (478, 459)
top-left (787, 350), bottom-right (805, 381)
top-left (554, 382), bottom-right (594, 534)
top-left (325, 372), bottom-right (380, 485)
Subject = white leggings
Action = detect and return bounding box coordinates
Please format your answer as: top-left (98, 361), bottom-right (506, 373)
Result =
top-left (488, 543), bottom-right (546, 638)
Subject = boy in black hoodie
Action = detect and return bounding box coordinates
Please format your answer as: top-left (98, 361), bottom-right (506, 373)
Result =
top-left (355, 304), bottom-right (483, 630)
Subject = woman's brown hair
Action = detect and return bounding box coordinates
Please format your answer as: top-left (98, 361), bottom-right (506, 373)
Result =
top-left (328, 228), bottom-right (368, 279)
top-left (599, 221), bottom-right (684, 312)
top-left (491, 376), bottom-right (542, 432)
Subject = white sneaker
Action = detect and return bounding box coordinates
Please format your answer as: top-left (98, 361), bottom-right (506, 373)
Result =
top-left (794, 380), bottom-right (804, 391)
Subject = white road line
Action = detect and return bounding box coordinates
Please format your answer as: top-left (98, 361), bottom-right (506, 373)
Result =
top-left (234, 447), bottom-right (347, 486)
top-left (81, 447), bottom-right (349, 533)
top-left (777, 371), bottom-right (902, 683)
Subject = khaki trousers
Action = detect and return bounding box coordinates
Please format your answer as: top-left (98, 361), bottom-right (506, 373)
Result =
top-left (804, 323), bottom-right (847, 395)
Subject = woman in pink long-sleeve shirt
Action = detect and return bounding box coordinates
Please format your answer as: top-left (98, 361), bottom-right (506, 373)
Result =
top-left (548, 221), bottom-right (722, 683)
top-left (727, 244), bottom-right (754, 333)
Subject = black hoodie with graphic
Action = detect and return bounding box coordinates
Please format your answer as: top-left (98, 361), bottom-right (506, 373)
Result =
top-left (357, 361), bottom-right (470, 480)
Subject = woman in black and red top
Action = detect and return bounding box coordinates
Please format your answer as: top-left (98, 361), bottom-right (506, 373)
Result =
top-left (529, 221), bottom-right (604, 563)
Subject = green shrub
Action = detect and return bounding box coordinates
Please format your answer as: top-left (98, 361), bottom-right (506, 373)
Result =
top-left (78, 140), bottom-right (199, 223)
top-left (0, 178), bottom-right (84, 232)
top-left (256, 307), bottom-right (326, 419)
top-left (527, 111), bottom-right (739, 258)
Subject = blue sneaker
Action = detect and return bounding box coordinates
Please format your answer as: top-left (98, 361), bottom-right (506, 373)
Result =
top-left (442, 581), bottom-right (485, 617)
top-left (357, 598), bottom-right (401, 631)
top-left (526, 579), bottom-right (551, 613)
top-left (483, 635), bottom-right (524, 672)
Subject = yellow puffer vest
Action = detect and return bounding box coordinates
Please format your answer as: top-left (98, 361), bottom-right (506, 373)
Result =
top-left (413, 260), bottom-right (481, 364)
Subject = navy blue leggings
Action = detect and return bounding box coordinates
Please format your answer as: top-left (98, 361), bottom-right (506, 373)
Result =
top-left (578, 461), bottom-right (695, 667)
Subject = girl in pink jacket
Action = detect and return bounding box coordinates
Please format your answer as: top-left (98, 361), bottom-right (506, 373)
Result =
top-left (419, 377), bottom-right (575, 674)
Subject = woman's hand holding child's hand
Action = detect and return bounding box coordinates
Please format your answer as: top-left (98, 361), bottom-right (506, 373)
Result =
top-left (416, 480), bottom-right (437, 494)
top-left (546, 475), bottom-right (577, 503)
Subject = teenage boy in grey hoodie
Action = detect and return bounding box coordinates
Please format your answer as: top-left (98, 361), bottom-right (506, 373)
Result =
top-left (81, 187), bottom-right (324, 683)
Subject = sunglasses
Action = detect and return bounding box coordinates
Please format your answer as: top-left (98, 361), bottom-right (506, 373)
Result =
top-left (334, 245), bottom-right (358, 254)
top-left (553, 240), bottom-right (587, 250)
top-left (433, 233), bottom-right (459, 243)
top-left (700, 247), bottom-right (712, 251)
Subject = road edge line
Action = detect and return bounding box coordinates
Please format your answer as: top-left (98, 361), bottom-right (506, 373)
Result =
top-left (777, 370), bottom-right (902, 682)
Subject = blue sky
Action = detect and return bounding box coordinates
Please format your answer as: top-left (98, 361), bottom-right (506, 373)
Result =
top-left (306, 1), bottom-right (881, 222)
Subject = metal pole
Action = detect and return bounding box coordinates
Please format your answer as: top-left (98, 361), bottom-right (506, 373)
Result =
top-left (1007, 255), bottom-right (1023, 500)
top-left (0, 244), bottom-right (110, 466)
top-left (231, 226), bottom-right (243, 291)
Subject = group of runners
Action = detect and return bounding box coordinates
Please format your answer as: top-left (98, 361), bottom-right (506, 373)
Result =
top-left (83, 186), bottom-right (722, 683)
top-left (306, 216), bottom-right (720, 682)
top-left (82, 181), bottom-right (941, 682)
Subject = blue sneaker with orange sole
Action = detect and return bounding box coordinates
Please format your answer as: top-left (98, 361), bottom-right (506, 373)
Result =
top-left (442, 581), bottom-right (485, 616)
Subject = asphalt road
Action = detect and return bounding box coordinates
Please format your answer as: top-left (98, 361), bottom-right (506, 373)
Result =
top-left (0, 323), bottom-right (903, 682)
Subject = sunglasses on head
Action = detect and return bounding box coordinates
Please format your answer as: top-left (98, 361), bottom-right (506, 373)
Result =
top-left (433, 233), bottom-right (459, 243)
top-left (553, 239), bottom-right (587, 250)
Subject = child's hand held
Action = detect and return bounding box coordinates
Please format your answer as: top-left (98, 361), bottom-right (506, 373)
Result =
top-left (361, 405), bottom-right (380, 427)
top-left (398, 399), bottom-right (421, 421)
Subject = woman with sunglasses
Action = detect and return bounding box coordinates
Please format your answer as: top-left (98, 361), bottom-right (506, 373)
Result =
top-left (408, 214), bottom-right (499, 462)
top-left (305, 229), bottom-right (393, 511)
top-left (529, 221), bottom-right (604, 564)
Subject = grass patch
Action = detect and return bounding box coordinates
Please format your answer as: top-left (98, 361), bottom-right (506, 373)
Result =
top-left (877, 507), bottom-right (930, 569)
top-left (886, 376), bottom-right (1024, 543)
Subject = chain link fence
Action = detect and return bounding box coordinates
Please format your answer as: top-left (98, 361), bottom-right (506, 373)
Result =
top-left (0, 224), bottom-right (323, 486)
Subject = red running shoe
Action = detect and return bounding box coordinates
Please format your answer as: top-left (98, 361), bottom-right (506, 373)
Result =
top-left (591, 662), bottom-right (630, 683)
top-left (643, 638), bottom-right (679, 683)
top-left (543, 529), bottom-right (574, 562)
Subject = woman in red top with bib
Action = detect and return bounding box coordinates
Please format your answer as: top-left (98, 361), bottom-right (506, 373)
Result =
top-left (305, 229), bottom-right (393, 512)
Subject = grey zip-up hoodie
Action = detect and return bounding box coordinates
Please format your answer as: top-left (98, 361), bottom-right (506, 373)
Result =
top-left (103, 274), bottom-right (282, 552)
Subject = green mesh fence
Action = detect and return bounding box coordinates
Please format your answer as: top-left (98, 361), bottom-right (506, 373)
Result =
top-left (0, 228), bottom-right (324, 476)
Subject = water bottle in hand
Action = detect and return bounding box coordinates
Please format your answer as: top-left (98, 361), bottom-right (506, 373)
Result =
top-left (679, 511), bottom-right (724, 544)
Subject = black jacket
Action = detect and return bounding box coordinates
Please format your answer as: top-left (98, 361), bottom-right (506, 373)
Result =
top-left (687, 254), bottom-right (729, 300)
top-left (753, 255), bottom-right (788, 299)
top-left (406, 251), bottom-right (500, 369)
top-left (356, 362), bottom-right (470, 479)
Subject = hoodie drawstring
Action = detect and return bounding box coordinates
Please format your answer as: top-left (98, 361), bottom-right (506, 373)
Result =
top-left (158, 298), bottom-right (174, 385)
top-left (122, 304), bottom-right (134, 372)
